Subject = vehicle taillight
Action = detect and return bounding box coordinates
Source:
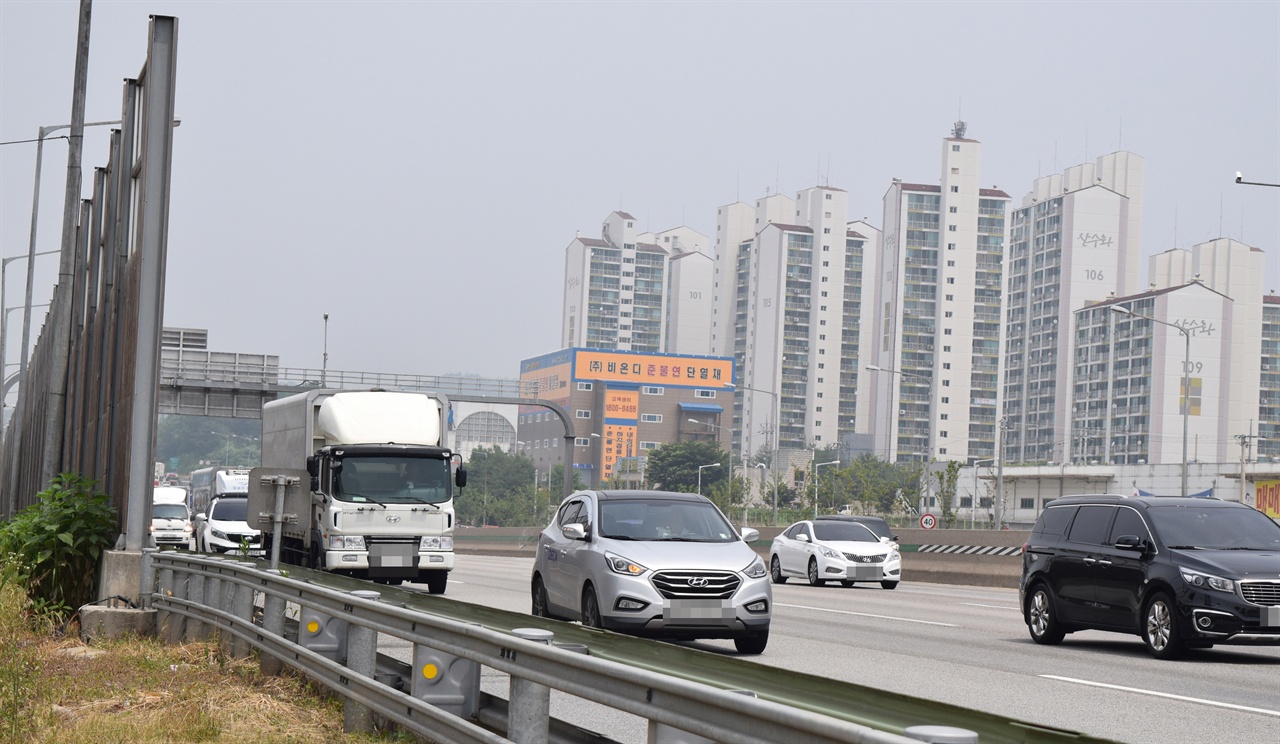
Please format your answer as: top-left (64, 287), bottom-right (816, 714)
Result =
top-left (1021, 541), bottom-right (1028, 555)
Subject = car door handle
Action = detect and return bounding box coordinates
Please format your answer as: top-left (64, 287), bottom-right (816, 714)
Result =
top-left (1095, 559), bottom-right (1112, 566)
top-left (1083, 557), bottom-right (1096, 565)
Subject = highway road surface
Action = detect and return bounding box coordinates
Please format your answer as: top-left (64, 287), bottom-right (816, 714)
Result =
top-left (385, 555), bottom-right (1279, 744)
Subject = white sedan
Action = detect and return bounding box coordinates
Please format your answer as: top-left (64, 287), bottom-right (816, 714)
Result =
top-left (770, 519), bottom-right (901, 589)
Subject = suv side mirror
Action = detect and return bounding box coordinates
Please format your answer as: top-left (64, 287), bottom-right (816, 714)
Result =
top-left (740, 527), bottom-right (760, 543)
top-left (563, 523), bottom-right (587, 540)
top-left (892, 535), bottom-right (900, 542)
top-left (796, 533), bottom-right (810, 543)
top-left (1114, 534), bottom-right (1148, 552)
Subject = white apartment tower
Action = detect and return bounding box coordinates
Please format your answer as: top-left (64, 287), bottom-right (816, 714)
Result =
top-left (712, 186), bottom-right (874, 460)
top-left (1002, 151), bottom-right (1145, 464)
top-left (1074, 283), bottom-right (1233, 466)
top-left (561, 212), bottom-right (712, 354)
top-left (1149, 237), bottom-right (1266, 460)
top-left (866, 124), bottom-right (1010, 463)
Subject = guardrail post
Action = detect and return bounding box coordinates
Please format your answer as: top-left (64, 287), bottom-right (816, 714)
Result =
top-left (259, 569), bottom-right (286, 676)
top-left (202, 557), bottom-right (224, 646)
top-left (140, 547), bottom-right (158, 609)
top-left (166, 564), bottom-right (188, 645)
top-left (904, 725), bottom-right (979, 744)
top-left (231, 562), bottom-right (255, 659)
top-left (155, 559), bottom-right (172, 636)
top-left (508, 628), bottom-right (553, 744)
top-left (220, 561), bottom-right (239, 656)
top-left (183, 561), bottom-right (207, 642)
top-left (343, 589), bottom-right (380, 734)
top-left (650, 690), bottom-right (758, 744)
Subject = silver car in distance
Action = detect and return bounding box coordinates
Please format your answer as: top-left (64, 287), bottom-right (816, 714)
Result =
top-left (531, 490), bottom-right (772, 654)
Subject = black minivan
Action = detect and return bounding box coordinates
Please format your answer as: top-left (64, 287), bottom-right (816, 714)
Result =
top-left (1020, 495), bottom-right (1280, 659)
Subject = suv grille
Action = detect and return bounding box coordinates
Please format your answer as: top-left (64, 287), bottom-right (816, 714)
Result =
top-left (844, 553), bottom-right (887, 563)
top-left (1240, 581), bottom-right (1280, 606)
top-left (651, 570), bottom-right (741, 600)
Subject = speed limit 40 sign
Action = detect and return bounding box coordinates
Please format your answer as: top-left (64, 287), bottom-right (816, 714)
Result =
top-left (919, 513), bottom-right (937, 529)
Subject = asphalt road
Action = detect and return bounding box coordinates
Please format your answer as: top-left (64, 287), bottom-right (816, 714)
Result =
top-left (389, 555), bottom-right (1279, 744)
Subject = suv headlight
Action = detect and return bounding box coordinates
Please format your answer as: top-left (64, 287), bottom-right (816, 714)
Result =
top-left (1180, 569), bottom-right (1235, 593)
top-left (420, 536), bottom-right (454, 551)
top-left (817, 545), bottom-right (843, 560)
top-left (743, 555), bottom-right (767, 578)
top-left (211, 528), bottom-right (228, 540)
top-left (604, 552), bottom-right (648, 576)
top-left (327, 535), bottom-right (365, 550)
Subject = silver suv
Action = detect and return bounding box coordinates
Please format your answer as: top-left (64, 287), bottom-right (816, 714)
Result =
top-left (531, 490), bottom-right (772, 654)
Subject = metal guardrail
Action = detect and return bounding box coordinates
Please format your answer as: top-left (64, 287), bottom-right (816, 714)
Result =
top-left (143, 551), bottom-right (1116, 744)
top-left (145, 551), bottom-right (925, 744)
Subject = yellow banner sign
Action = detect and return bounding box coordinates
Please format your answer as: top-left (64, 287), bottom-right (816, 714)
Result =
top-left (1256, 480), bottom-right (1280, 518)
top-left (573, 350), bottom-right (732, 388)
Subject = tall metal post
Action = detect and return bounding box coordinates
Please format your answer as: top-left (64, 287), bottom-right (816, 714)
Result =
top-left (321, 312), bottom-right (329, 386)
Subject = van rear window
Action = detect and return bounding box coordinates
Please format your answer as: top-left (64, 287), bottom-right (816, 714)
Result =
top-left (1034, 505), bottom-right (1075, 536)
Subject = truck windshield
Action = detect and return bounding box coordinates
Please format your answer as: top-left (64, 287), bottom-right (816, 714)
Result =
top-left (334, 456), bottom-right (452, 505)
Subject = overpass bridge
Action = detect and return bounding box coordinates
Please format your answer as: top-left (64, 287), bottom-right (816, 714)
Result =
top-left (158, 350), bottom-right (521, 418)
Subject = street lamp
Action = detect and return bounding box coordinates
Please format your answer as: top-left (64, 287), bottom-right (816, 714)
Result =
top-left (970, 458), bottom-right (997, 529)
top-left (727, 383), bottom-right (780, 525)
top-left (696, 463), bottom-right (720, 498)
top-left (813, 460), bottom-right (840, 518)
top-left (213, 431), bottom-right (257, 467)
top-left (321, 312), bottom-right (329, 386)
top-left (1112, 305), bottom-right (1190, 497)
top-left (866, 365), bottom-right (934, 463)
top-left (0, 301), bottom-right (51, 406)
top-left (0, 251), bottom-right (58, 404)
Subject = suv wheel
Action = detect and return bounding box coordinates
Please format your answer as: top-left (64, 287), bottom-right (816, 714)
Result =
top-left (770, 555), bottom-right (787, 584)
top-left (734, 629), bottom-right (769, 655)
top-left (1143, 592), bottom-right (1186, 660)
top-left (531, 576), bottom-right (550, 618)
top-left (880, 580), bottom-right (899, 590)
top-left (581, 586), bottom-right (604, 628)
top-left (1027, 584), bottom-right (1066, 645)
top-left (807, 558), bottom-right (825, 586)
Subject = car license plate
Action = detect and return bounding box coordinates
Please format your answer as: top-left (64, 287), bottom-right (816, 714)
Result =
top-left (1263, 606), bottom-right (1280, 627)
top-left (848, 565), bottom-right (880, 581)
top-left (663, 599), bottom-right (733, 624)
top-left (370, 542), bottom-right (414, 568)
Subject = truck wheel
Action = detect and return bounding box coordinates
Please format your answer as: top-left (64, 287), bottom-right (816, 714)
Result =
top-left (424, 570), bottom-right (448, 595)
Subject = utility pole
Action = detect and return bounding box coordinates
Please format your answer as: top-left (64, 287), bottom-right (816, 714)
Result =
top-left (1236, 427), bottom-right (1256, 504)
top-left (996, 417), bottom-right (1007, 528)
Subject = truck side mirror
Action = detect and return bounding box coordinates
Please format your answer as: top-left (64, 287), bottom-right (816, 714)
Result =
top-left (455, 467), bottom-right (468, 489)
top-left (306, 456), bottom-right (318, 477)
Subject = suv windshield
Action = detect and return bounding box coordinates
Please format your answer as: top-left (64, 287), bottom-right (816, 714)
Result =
top-left (210, 498), bottom-right (248, 521)
top-left (1148, 505), bottom-right (1280, 549)
top-left (599, 499), bottom-right (736, 542)
top-left (813, 522), bottom-right (880, 543)
top-left (335, 456), bottom-right (452, 504)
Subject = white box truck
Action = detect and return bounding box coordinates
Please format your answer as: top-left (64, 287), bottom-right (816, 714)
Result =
top-left (258, 389), bottom-right (465, 594)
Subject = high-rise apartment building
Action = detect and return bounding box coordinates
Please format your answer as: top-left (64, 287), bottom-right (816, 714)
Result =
top-left (1074, 283), bottom-right (1233, 465)
top-left (1001, 151), bottom-right (1145, 464)
top-left (1149, 237), bottom-right (1267, 460)
top-left (711, 186), bottom-right (873, 463)
top-left (866, 124), bottom-right (1010, 463)
top-left (561, 212), bottom-right (711, 354)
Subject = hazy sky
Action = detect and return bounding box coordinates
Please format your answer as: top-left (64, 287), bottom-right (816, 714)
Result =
top-left (2, 1), bottom-right (1277, 383)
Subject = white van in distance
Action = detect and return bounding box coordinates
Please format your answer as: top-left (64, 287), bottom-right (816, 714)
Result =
top-left (152, 485), bottom-right (193, 549)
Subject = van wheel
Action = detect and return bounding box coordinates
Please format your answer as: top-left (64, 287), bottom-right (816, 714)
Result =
top-left (807, 558), bottom-right (825, 586)
top-left (1027, 584), bottom-right (1066, 645)
top-left (1143, 592), bottom-right (1186, 660)
top-left (770, 555), bottom-right (787, 584)
top-left (734, 629), bottom-right (769, 655)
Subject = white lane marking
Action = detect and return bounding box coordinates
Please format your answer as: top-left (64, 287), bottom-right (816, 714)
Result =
top-left (776, 603), bottom-right (958, 627)
top-left (960, 602), bottom-right (1018, 611)
top-left (1040, 675), bottom-right (1280, 717)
